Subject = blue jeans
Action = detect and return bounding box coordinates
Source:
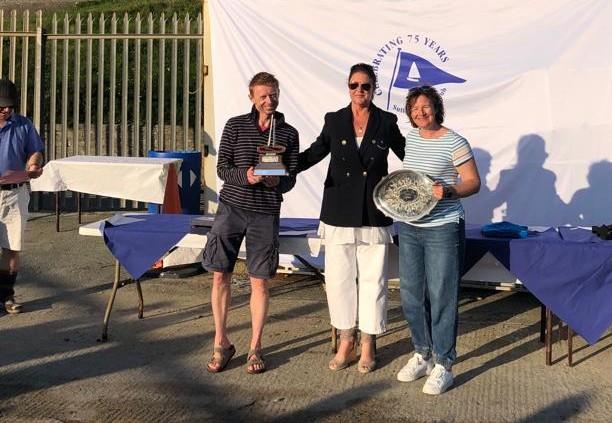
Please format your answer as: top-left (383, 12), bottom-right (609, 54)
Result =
top-left (398, 220), bottom-right (465, 370)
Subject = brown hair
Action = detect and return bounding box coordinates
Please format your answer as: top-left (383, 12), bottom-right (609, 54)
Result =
top-left (405, 85), bottom-right (445, 128)
top-left (249, 72), bottom-right (279, 94)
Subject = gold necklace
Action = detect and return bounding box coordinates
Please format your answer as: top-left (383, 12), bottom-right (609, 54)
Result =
top-left (354, 113), bottom-right (369, 135)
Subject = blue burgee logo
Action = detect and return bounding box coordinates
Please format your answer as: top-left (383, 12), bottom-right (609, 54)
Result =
top-left (370, 34), bottom-right (466, 114)
top-left (391, 51), bottom-right (465, 90)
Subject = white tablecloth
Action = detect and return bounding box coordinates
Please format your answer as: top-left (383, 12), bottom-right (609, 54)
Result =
top-left (30, 155), bottom-right (182, 204)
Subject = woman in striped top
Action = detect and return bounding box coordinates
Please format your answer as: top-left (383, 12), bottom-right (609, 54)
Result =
top-left (395, 86), bottom-right (480, 395)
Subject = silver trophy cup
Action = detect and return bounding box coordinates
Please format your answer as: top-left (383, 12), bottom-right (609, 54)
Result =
top-left (253, 113), bottom-right (288, 177)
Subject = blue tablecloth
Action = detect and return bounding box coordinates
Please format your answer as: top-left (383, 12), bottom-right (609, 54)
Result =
top-left (465, 224), bottom-right (612, 344)
top-left (103, 215), bottom-right (612, 345)
top-left (103, 214), bottom-right (319, 280)
top-left (103, 214), bottom-right (193, 280)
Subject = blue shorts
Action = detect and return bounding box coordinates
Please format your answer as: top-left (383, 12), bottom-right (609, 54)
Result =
top-left (202, 201), bottom-right (280, 279)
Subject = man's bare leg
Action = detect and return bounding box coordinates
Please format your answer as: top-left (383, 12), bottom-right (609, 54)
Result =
top-left (248, 276), bottom-right (269, 372)
top-left (209, 271), bottom-right (233, 371)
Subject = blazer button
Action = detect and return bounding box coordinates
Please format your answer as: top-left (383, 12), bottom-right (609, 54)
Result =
top-left (346, 172), bottom-right (350, 177)
top-left (369, 157), bottom-right (374, 161)
top-left (371, 140), bottom-right (376, 144)
top-left (341, 139), bottom-right (347, 145)
top-left (362, 171), bottom-right (367, 176)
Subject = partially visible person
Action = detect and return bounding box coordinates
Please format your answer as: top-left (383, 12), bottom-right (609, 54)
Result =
top-left (0, 79), bottom-right (44, 314)
top-left (396, 85), bottom-right (480, 394)
top-left (297, 63), bottom-right (405, 373)
top-left (202, 72), bottom-right (299, 374)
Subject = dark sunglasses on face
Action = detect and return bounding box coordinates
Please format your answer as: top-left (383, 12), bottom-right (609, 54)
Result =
top-left (348, 82), bottom-right (372, 91)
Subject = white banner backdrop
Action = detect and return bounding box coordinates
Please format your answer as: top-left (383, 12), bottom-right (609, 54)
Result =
top-left (209, 0), bottom-right (612, 226)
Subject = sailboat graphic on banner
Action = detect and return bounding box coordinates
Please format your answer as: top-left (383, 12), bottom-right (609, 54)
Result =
top-left (407, 62), bottom-right (420, 82)
top-left (386, 49), bottom-right (465, 109)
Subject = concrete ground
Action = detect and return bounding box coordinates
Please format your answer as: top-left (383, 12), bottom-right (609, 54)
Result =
top-left (1, 212), bottom-right (611, 422)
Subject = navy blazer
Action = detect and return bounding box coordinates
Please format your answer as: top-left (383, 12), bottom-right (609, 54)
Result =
top-left (297, 103), bottom-right (405, 227)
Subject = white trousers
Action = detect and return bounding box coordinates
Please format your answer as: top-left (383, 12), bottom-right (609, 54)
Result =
top-left (324, 242), bottom-right (388, 334)
top-left (0, 185), bottom-right (29, 251)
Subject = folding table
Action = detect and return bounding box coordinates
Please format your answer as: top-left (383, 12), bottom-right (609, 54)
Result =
top-left (30, 155), bottom-right (182, 231)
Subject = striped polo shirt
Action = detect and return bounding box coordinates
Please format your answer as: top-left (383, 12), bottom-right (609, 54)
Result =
top-left (217, 107), bottom-right (299, 215)
top-left (402, 127), bottom-right (473, 227)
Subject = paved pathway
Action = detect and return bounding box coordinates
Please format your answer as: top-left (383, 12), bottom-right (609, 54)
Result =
top-left (1, 213), bottom-right (611, 422)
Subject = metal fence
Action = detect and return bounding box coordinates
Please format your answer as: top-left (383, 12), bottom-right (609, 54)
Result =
top-left (0, 10), bottom-right (43, 129)
top-left (0, 9), bottom-right (204, 211)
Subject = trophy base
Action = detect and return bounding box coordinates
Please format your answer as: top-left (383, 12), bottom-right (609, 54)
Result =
top-left (253, 168), bottom-right (289, 176)
top-left (254, 163), bottom-right (288, 176)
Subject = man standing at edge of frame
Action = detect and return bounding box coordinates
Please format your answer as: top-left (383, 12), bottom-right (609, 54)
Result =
top-left (0, 79), bottom-right (45, 315)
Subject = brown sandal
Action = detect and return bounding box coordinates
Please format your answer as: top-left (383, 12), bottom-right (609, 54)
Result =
top-left (246, 349), bottom-right (266, 374)
top-left (358, 332), bottom-right (377, 373)
top-left (206, 344), bottom-right (236, 373)
top-left (329, 328), bottom-right (357, 371)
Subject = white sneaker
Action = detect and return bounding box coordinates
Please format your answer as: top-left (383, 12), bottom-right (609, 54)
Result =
top-left (397, 353), bottom-right (434, 382)
top-left (4, 296), bottom-right (23, 314)
top-left (422, 364), bottom-right (453, 395)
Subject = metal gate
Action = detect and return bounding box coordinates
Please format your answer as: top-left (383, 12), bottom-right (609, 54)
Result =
top-left (0, 9), bottom-right (204, 212)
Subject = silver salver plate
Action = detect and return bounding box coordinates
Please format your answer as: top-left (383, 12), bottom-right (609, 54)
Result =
top-left (373, 169), bottom-right (438, 222)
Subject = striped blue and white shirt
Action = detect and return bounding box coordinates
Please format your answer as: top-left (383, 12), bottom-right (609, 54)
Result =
top-left (403, 128), bottom-right (473, 227)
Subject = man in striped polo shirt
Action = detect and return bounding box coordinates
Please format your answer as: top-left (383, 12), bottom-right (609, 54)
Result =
top-left (203, 72), bottom-right (299, 374)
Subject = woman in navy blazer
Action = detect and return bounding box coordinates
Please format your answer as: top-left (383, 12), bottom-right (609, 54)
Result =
top-left (297, 63), bottom-right (404, 373)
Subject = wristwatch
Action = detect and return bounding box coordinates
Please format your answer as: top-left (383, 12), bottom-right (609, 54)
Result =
top-left (443, 186), bottom-right (453, 199)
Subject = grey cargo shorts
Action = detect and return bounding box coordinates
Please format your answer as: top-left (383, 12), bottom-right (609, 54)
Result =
top-left (202, 201), bottom-right (280, 279)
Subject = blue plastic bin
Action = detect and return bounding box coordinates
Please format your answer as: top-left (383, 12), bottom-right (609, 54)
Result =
top-left (147, 150), bottom-right (202, 214)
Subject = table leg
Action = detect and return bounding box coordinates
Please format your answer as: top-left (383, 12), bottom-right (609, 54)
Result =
top-left (331, 327), bottom-right (338, 353)
top-left (539, 304), bottom-right (546, 343)
top-left (136, 279), bottom-right (144, 319)
top-left (545, 307), bottom-right (553, 365)
top-left (77, 191), bottom-right (82, 225)
top-left (293, 254), bottom-right (325, 283)
top-left (293, 254), bottom-right (336, 354)
top-left (55, 192), bottom-right (60, 232)
top-left (568, 326), bottom-right (574, 367)
top-left (101, 260), bottom-right (122, 342)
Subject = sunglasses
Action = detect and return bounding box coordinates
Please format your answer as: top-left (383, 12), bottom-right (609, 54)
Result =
top-left (348, 82), bottom-right (372, 91)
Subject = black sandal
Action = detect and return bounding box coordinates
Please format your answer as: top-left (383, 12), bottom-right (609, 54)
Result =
top-left (206, 344), bottom-right (236, 373)
top-left (246, 349), bottom-right (266, 374)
